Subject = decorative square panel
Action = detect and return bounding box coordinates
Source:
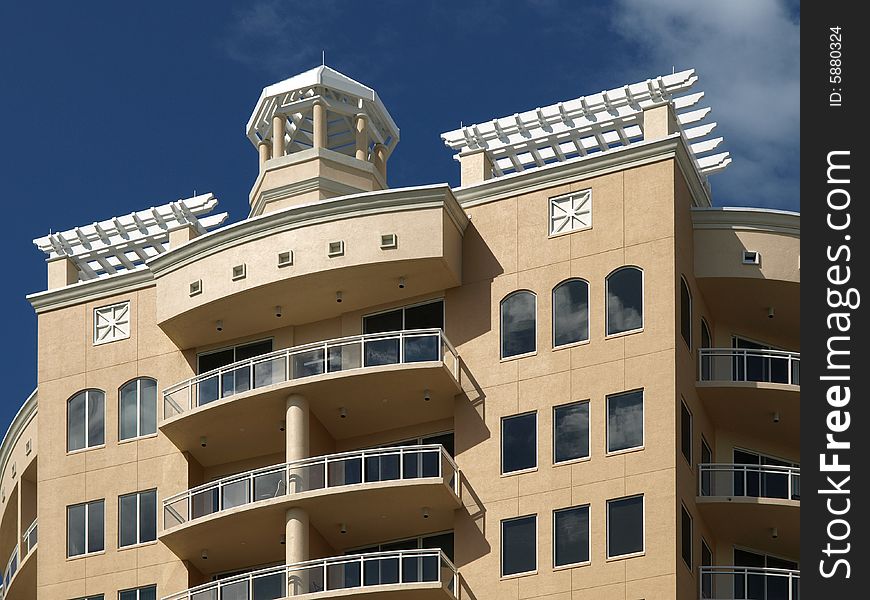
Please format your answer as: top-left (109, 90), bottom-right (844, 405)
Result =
top-left (94, 301), bottom-right (131, 345)
top-left (549, 190), bottom-right (592, 236)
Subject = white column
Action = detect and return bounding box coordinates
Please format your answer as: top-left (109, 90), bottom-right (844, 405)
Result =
top-left (286, 507), bottom-right (310, 592)
top-left (372, 143), bottom-right (387, 178)
top-left (285, 393), bottom-right (310, 582)
top-left (258, 140), bottom-right (272, 168)
top-left (286, 394), bottom-right (309, 462)
top-left (354, 114), bottom-right (368, 161)
top-left (272, 114), bottom-right (286, 159)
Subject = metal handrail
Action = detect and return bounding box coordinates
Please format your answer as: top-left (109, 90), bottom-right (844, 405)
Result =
top-left (163, 444), bottom-right (458, 528)
top-left (698, 463), bottom-right (800, 500)
top-left (697, 347), bottom-right (800, 386)
top-left (163, 328), bottom-right (459, 417)
top-left (162, 548), bottom-right (457, 600)
top-left (22, 519), bottom-right (37, 555)
top-left (700, 565), bottom-right (800, 600)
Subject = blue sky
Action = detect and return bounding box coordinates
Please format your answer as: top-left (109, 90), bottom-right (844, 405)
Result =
top-left (0, 0), bottom-right (799, 433)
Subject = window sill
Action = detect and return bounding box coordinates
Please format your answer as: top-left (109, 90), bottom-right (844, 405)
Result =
top-left (500, 569), bottom-right (538, 580)
top-left (553, 456), bottom-right (591, 467)
top-left (118, 433), bottom-right (158, 445)
top-left (500, 351), bottom-right (538, 363)
top-left (501, 467), bottom-right (539, 478)
top-left (67, 444), bottom-right (106, 456)
top-left (552, 339), bottom-right (590, 351)
top-left (67, 550), bottom-right (106, 561)
top-left (118, 539), bottom-right (158, 552)
top-left (553, 560), bottom-right (591, 572)
top-left (605, 446), bottom-right (644, 457)
top-left (604, 328), bottom-right (644, 340)
top-left (606, 550), bottom-right (645, 562)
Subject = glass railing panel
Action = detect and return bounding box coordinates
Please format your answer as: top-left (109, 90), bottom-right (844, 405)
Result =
top-left (222, 365), bottom-right (251, 398)
top-left (403, 333), bottom-right (441, 363)
top-left (326, 560), bottom-right (361, 590)
top-left (252, 469), bottom-right (286, 502)
top-left (218, 580), bottom-right (248, 600)
top-left (364, 554), bottom-right (400, 585)
top-left (251, 570), bottom-right (285, 600)
top-left (221, 478), bottom-right (250, 510)
top-left (700, 465), bottom-right (800, 501)
top-left (190, 589), bottom-right (217, 600)
top-left (254, 357), bottom-right (286, 389)
top-left (364, 453), bottom-right (401, 482)
top-left (197, 374), bottom-right (220, 407)
top-left (326, 341), bottom-right (362, 374)
top-left (191, 487), bottom-right (220, 519)
top-left (287, 564), bottom-right (325, 595)
top-left (363, 337), bottom-right (400, 367)
top-left (292, 348), bottom-right (325, 379)
top-left (288, 461), bottom-right (326, 493)
top-left (327, 456), bottom-right (362, 487)
top-left (699, 349), bottom-right (800, 386)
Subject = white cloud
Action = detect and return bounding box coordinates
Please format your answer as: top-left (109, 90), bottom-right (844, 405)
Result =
top-left (610, 0), bottom-right (800, 209)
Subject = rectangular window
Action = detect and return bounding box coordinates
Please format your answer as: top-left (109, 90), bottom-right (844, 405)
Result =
top-left (73, 596), bottom-right (105, 600)
top-left (67, 499), bottom-right (104, 557)
top-left (607, 495), bottom-right (644, 558)
top-left (553, 401), bottom-right (589, 463)
top-left (701, 539), bottom-right (713, 599)
top-left (501, 515), bottom-right (537, 576)
top-left (553, 505), bottom-right (590, 567)
top-left (606, 389), bottom-right (643, 453)
top-left (119, 586), bottom-right (157, 600)
top-left (119, 490), bottom-right (157, 547)
top-left (681, 399), bottom-right (692, 463)
top-left (681, 504), bottom-right (692, 569)
top-left (501, 412), bottom-right (537, 474)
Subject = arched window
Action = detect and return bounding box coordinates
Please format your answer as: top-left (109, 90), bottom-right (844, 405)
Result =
top-left (119, 378), bottom-right (158, 441)
top-left (501, 291), bottom-right (537, 358)
top-left (606, 267), bottom-right (643, 336)
top-left (68, 389), bottom-right (105, 452)
top-left (680, 276), bottom-right (692, 348)
top-left (552, 279), bottom-right (589, 347)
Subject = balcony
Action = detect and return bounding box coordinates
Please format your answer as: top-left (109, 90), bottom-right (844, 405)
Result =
top-left (0, 520), bottom-right (36, 600)
top-left (160, 446), bottom-right (460, 573)
top-left (697, 465), bottom-right (799, 557)
top-left (161, 330), bottom-right (461, 465)
top-left (700, 566), bottom-right (799, 600)
top-left (697, 349), bottom-right (799, 448)
top-left (163, 549), bottom-right (457, 600)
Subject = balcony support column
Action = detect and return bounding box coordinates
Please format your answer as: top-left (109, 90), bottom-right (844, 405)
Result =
top-left (285, 394), bottom-right (309, 462)
top-left (286, 507), bottom-right (309, 586)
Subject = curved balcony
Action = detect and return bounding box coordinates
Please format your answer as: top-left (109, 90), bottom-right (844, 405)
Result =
top-left (697, 464), bottom-right (799, 557)
top-left (697, 348), bottom-right (799, 448)
top-left (163, 549), bottom-right (457, 600)
top-left (161, 330), bottom-right (461, 465)
top-left (160, 446), bottom-right (460, 573)
top-left (0, 520), bottom-right (36, 600)
top-left (700, 566), bottom-right (799, 600)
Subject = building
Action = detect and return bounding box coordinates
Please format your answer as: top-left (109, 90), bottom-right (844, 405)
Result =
top-left (0, 65), bottom-right (800, 600)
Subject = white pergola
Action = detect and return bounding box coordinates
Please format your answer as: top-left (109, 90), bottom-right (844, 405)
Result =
top-left (441, 69), bottom-right (730, 180)
top-left (246, 65), bottom-right (400, 160)
top-left (33, 193), bottom-right (228, 281)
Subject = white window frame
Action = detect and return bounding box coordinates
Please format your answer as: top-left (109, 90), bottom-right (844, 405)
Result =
top-left (606, 494), bottom-right (645, 560)
top-left (680, 275), bottom-right (692, 350)
top-left (118, 489), bottom-right (158, 549)
top-left (93, 301), bottom-right (131, 345)
top-left (681, 502), bottom-right (693, 571)
top-left (552, 400), bottom-right (591, 465)
top-left (67, 499), bottom-right (104, 559)
top-left (500, 514), bottom-right (538, 578)
top-left (500, 290), bottom-right (538, 361)
top-left (67, 389), bottom-right (105, 453)
top-left (500, 411), bottom-right (538, 476)
top-left (119, 378), bottom-right (158, 442)
top-left (552, 504), bottom-right (591, 569)
top-left (118, 585), bottom-right (158, 600)
top-left (605, 389), bottom-right (645, 455)
top-left (552, 278), bottom-right (590, 350)
top-left (548, 189), bottom-right (592, 237)
top-left (605, 266), bottom-right (644, 338)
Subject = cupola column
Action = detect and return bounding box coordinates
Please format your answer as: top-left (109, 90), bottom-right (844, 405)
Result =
top-left (354, 114), bottom-right (368, 161)
top-left (373, 143), bottom-right (387, 178)
top-left (312, 100), bottom-right (328, 149)
top-left (258, 140), bottom-right (272, 168)
top-left (272, 114), bottom-right (286, 159)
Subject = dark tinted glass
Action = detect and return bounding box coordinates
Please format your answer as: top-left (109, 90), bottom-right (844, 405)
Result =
top-left (607, 390), bottom-right (643, 452)
top-left (501, 292), bottom-right (536, 358)
top-left (87, 500), bottom-right (104, 553)
top-left (364, 309), bottom-right (403, 334)
top-left (405, 301), bottom-right (444, 330)
top-left (606, 267), bottom-right (643, 335)
top-left (119, 493), bottom-right (138, 547)
top-left (554, 506), bottom-right (590, 566)
top-left (68, 392), bottom-right (86, 451)
top-left (235, 340), bottom-right (273, 361)
top-left (681, 505), bottom-right (692, 568)
top-left (553, 280), bottom-right (589, 347)
top-left (607, 496), bottom-right (643, 557)
top-left (119, 380), bottom-right (138, 440)
top-left (139, 378), bottom-right (157, 436)
top-left (67, 503), bottom-right (86, 556)
top-left (140, 490), bottom-right (157, 542)
top-left (681, 402), bottom-right (692, 462)
top-left (87, 390), bottom-right (105, 447)
top-left (502, 515), bottom-right (536, 576)
top-left (680, 278), bottom-right (692, 347)
top-left (554, 402), bottom-right (589, 463)
top-left (198, 348), bottom-right (234, 374)
top-left (502, 413), bottom-right (536, 473)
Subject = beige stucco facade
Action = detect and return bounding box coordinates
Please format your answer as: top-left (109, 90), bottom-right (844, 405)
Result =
top-left (2, 67), bottom-right (799, 600)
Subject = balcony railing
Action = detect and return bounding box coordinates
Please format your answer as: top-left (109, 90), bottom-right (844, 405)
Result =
top-left (22, 519), bottom-right (37, 556)
top-left (164, 329), bottom-right (459, 419)
top-left (162, 549), bottom-right (457, 600)
top-left (163, 445), bottom-right (459, 529)
top-left (698, 348), bottom-right (800, 386)
top-left (698, 464), bottom-right (800, 501)
top-left (1, 547), bottom-right (17, 594)
top-left (700, 566), bottom-right (799, 600)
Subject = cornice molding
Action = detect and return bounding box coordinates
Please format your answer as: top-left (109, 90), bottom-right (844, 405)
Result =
top-left (27, 266), bottom-right (155, 314)
top-left (0, 389), bottom-right (37, 483)
top-left (692, 207), bottom-right (800, 237)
